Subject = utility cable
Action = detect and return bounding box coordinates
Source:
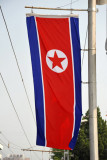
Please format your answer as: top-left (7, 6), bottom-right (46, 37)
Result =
top-left (0, 132), bottom-right (29, 155)
top-left (81, 25), bottom-right (88, 72)
top-left (0, 139), bottom-right (9, 149)
top-left (0, 73), bottom-right (32, 147)
top-left (0, 132), bottom-right (21, 149)
top-left (55, 0), bottom-right (71, 7)
top-left (8, 147), bottom-right (21, 150)
top-left (0, 150), bottom-right (7, 157)
top-left (0, 6), bottom-right (36, 125)
top-left (0, 73), bottom-right (40, 160)
top-left (26, 146), bottom-right (37, 150)
top-left (57, 0), bottom-right (79, 8)
top-left (0, 138), bottom-right (14, 154)
top-left (55, 0), bottom-right (68, 4)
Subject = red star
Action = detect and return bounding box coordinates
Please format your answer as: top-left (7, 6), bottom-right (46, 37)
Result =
top-left (48, 51), bottom-right (66, 69)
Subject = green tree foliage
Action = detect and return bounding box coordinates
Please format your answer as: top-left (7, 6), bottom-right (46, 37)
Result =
top-left (52, 107), bottom-right (107, 160)
top-left (72, 110), bottom-right (90, 160)
top-left (97, 108), bottom-right (107, 159)
top-left (52, 148), bottom-right (64, 160)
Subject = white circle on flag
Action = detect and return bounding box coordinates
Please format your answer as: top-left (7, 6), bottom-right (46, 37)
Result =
top-left (46, 49), bottom-right (68, 73)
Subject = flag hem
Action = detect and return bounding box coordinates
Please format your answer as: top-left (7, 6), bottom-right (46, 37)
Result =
top-left (26, 13), bottom-right (79, 18)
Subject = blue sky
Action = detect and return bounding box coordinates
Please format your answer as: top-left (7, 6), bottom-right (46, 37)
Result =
top-left (0, 0), bottom-right (107, 160)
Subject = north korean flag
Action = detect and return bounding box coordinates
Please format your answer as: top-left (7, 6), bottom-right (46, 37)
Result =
top-left (26, 15), bottom-right (82, 150)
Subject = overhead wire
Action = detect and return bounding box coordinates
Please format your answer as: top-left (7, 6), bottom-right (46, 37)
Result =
top-left (55, 0), bottom-right (68, 3)
top-left (0, 132), bottom-right (21, 149)
top-left (0, 139), bottom-right (9, 149)
top-left (0, 73), bottom-right (40, 160)
top-left (0, 145), bottom-right (25, 159)
top-left (56, 0), bottom-right (79, 8)
top-left (26, 146), bottom-right (37, 150)
top-left (81, 26), bottom-right (88, 85)
top-left (0, 73), bottom-right (31, 147)
top-left (8, 147), bottom-right (22, 151)
top-left (0, 138), bottom-right (14, 154)
top-left (0, 131), bottom-right (28, 157)
top-left (81, 25), bottom-right (88, 72)
top-left (54, 0), bottom-right (72, 7)
top-left (0, 6), bottom-right (36, 125)
top-left (0, 150), bottom-right (7, 157)
top-left (0, 139), bottom-right (31, 160)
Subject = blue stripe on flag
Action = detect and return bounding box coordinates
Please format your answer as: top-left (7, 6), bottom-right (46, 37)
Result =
top-left (69, 17), bottom-right (82, 149)
top-left (26, 16), bottom-right (45, 146)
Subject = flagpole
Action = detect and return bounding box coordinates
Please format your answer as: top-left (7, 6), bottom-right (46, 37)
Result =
top-left (25, 6), bottom-right (88, 12)
top-left (88, 0), bottom-right (99, 160)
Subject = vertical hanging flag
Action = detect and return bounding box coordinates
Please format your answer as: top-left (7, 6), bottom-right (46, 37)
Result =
top-left (26, 14), bottom-right (82, 150)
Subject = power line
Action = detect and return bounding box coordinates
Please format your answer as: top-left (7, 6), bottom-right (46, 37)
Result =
top-left (0, 6), bottom-right (36, 125)
top-left (0, 132), bottom-right (29, 156)
top-left (0, 139), bottom-right (9, 148)
top-left (0, 150), bottom-right (7, 157)
top-left (0, 138), bottom-right (14, 154)
top-left (25, 146), bottom-right (37, 150)
top-left (55, 0), bottom-right (71, 7)
top-left (81, 25), bottom-right (88, 72)
top-left (56, 0), bottom-right (79, 8)
top-left (0, 132), bottom-right (21, 149)
top-left (55, 0), bottom-right (68, 4)
top-left (0, 73), bottom-right (40, 160)
top-left (0, 73), bottom-right (32, 147)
